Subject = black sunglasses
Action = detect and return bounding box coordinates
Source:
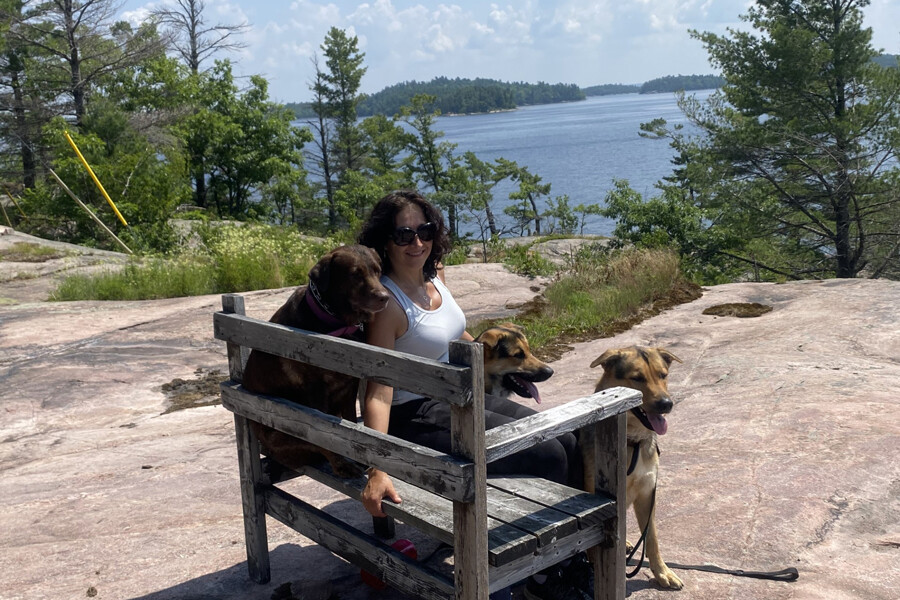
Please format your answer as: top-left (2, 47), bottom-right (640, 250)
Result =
top-left (390, 222), bottom-right (437, 246)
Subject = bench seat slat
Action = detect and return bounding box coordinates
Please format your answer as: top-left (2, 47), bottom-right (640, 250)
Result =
top-left (488, 476), bottom-right (616, 530)
top-left (483, 389), bottom-right (643, 464)
top-left (295, 462), bottom-right (538, 566)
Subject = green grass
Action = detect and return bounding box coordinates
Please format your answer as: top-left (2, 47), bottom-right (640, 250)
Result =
top-left (472, 246), bottom-right (691, 357)
top-left (51, 224), bottom-right (331, 301)
top-left (0, 242), bottom-right (69, 262)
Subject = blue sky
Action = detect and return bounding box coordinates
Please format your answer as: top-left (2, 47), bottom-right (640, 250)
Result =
top-left (120, 0), bottom-right (900, 103)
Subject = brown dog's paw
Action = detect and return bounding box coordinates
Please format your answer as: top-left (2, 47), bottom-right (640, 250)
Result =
top-left (329, 456), bottom-right (365, 479)
top-left (652, 566), bottom-right (684, 590)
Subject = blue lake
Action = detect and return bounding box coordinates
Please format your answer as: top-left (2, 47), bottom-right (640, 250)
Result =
top-left (436, 90), bottom-right (712, 237)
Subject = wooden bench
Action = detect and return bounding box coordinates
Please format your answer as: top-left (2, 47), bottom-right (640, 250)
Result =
top-left (214, 293), bottom-right (641, 600)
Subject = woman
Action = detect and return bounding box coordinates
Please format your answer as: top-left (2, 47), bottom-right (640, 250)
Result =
top-left (357, 190), bottom-right (591, 600)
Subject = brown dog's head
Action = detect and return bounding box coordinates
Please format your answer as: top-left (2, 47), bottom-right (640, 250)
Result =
top-left (477, 323), bottom-right (553, 403)
top-left (308, 245), bottom-right (390, 325)
top-left (591, 346), bottom-right (681, 436)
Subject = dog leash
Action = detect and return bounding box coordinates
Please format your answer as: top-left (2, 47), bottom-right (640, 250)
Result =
top-left (624, 442), bottom-right (798, 583)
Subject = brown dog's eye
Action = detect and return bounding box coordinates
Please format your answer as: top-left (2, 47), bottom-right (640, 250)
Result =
top-left (631, 375), bottom-right (646, 383)
top-left (514, 350), bottom-right (526, 359)
top-left (660, 372), bottom-right (668, 379)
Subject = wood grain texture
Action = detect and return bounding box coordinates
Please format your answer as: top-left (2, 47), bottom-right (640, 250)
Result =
top-left (221, 381), bottom-right (474, 501)
top-left (214, 311), bottom-right (472, 405)
top-left (484, 388), bottom-right (642, 464)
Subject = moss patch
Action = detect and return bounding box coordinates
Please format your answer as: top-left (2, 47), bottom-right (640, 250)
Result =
top-left (702, 302), bottom-right (773, 318)
top-left (160, 368), bottom-right (227, 414)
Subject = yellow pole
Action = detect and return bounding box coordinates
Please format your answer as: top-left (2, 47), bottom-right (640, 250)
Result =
top-left (47, 166), bottom-right (133, 254)
top-left (64, 130), bottom-right (129, 227)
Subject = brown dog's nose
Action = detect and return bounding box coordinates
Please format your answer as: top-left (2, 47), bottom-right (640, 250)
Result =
top-left (654, 397), bottom-right (674, 414)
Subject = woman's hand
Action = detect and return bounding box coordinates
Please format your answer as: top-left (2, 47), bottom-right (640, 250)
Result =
top-left (362, 468), bottom-right (402, 517)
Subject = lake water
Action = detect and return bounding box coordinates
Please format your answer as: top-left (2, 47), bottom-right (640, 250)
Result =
top-left (436, 90), bottom-right (712, 237)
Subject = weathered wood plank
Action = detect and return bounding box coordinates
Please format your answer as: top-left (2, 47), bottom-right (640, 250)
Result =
top-left (488, 476), bottom-right (616, 531)
top-left (485, 487), bottom-right (577, 547)
top-left (221, 381), bottom-right (474, 502)
top-left (483, 388), bottom-right (642, 464)
top-left (449, 341), bottom-right (489, 600)
top-left (595, 413), bottom-right (627, 600)
top-left (488, 521), bottom-right (610, 592)
top-left (579, 422), bottom-right (603, 599)
top-left (221, 295), bottom-right (248, 382)
top-left (264, 486), bottom-right (455, 600)
top-left (296, 463), bottom-right (538, 566)
top-left (213, 311), bottom-right (472, 405)
top-left (233, 415), bottom-right (269, 583)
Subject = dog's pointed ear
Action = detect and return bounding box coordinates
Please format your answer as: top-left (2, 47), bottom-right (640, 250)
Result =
top-left (590, 349), bottom-right (624, 370)
top-left (655, 348), bottom-right (682, 365)
top-left (498, 322), bottom-right (523, 333)
top-left (475, 327), bottom-right (502, 350)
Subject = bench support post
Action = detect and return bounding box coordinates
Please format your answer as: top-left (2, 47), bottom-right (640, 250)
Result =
top-left (449, 341), bottom-right (488, 600)
top-left (222, 295), bottom-right (270, 583)
top-left (593, 412), bottom-right (627, 600)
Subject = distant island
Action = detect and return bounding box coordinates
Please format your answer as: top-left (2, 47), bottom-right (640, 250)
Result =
top-left (287, 77), bottom-right (584, 119)
top-left (286, 55), bottom-right (899, 119)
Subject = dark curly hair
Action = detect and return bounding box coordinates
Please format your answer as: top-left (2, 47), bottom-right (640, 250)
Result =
top-left (357, 190), bottom-right (451, 280)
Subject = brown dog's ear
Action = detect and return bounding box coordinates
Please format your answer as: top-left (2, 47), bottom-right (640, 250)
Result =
top-left (308, 252), bottom-right (332, 293)
top-left (364, 246), bottom-right (382, 268)
top-left (498, 322), bottom-right (523, 333)
top-left (655, 348), bottom-right (682, 365)
top-left (589, 349), bottom-right (624, 370)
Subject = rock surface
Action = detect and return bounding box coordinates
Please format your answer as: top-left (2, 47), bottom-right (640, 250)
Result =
top-left (1, 240), bottom-right (898, 600)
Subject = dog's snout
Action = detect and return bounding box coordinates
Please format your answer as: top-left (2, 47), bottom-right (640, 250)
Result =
top-left (654, 397), bottom-right (674, 414)
top-left (536, 365), bottom-right (553, 382)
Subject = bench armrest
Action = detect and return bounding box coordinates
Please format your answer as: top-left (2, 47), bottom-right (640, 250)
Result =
top-left (483, 387), bottom-right (642, 464)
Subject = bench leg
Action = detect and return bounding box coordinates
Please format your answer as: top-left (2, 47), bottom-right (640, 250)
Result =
top-left (592, 413), bottom-right (627, 600)
top-left (234, 415), bottom-right (271, 584)
top-left (372, 515), bottom-right (395, 539)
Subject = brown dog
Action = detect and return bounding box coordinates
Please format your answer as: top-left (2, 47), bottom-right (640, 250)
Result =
top-left (591, 346), bottom-right (684, 590)
top-left (477, 323), bottom-right (553, 403)
top-left (242, 245), bottom-right (390, 478)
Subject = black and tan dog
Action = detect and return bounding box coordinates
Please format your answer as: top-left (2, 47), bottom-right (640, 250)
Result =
top-left (242, 245), bottom-right (390, 478)
top-left (591, 346), bottom-right (684, 590)
top-left (477, 323), bottom-right (553, 403)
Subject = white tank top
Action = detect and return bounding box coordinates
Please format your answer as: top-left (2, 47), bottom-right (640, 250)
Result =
top-left (380, 275), bottom-right (467, 405)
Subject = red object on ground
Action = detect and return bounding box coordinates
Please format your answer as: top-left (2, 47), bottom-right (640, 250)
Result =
top-left (360, 538), bottom-right (418, 590)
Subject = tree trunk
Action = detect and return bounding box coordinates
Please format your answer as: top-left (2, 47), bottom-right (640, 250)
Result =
top-left (10, 69), bottom-right (36, 189)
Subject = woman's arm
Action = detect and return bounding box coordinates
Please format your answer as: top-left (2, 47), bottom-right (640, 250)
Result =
top-left (360, 298), bottom-right (405, 517)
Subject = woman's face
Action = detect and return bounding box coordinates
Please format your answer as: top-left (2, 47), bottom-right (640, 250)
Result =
top-left (385, 203), bottom-right (432, 275)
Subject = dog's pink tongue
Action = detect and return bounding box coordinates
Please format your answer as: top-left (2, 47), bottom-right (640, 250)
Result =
top-left (513, 376), bottom-right (542, 404)
top-left (647, 413), bottom-right (668, 435)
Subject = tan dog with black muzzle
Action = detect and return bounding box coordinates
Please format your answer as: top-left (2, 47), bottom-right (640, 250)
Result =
top-left (591, 346), bottom-right (684, 590)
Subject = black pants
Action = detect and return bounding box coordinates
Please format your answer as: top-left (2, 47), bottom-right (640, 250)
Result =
top-left (388, 395), bottom-right (584, 489)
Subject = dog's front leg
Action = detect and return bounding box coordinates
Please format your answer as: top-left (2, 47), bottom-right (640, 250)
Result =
top-left (633, 487), bottom-right (683, 590)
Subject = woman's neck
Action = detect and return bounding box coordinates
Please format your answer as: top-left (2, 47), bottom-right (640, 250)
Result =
top-left (387, 267), bottom-right (427, 289)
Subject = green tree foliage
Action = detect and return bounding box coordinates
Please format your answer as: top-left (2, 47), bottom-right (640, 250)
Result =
top-left (607, 0), bottom-right (900, 281)
top-left (399, 94), bottom-right (461, 234)
top-left (582, 83), bottom-right (641, 96)
top-left (639, 74), bottom-right (725, 94)
top-left (495, 158), bottom-right (551, 236)
top-left (321, 27), bottom-right (367, 177)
